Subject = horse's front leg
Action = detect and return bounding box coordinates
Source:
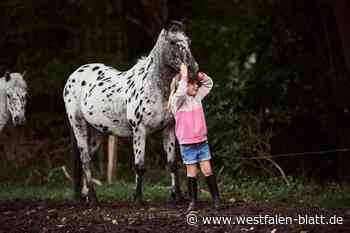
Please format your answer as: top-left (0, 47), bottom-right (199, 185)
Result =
top-left (162, 125), bottom-right (183, 202)
top-left (132, 127), bottom-right (147, 203)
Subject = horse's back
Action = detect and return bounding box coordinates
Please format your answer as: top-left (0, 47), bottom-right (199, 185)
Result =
top-left (68, 63), bottom-right (118, 83)
top-left (64, 63), bottom-right (120, 98)
top-left (64, 63), bottom-right (132, 137)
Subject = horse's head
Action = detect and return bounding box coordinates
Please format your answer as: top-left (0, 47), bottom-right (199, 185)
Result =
top-left (162, 20), bottom-right (199, 78)
top-left (5, 72), bottom-right (27, 127)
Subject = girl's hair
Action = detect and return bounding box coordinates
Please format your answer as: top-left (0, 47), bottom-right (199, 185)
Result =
top-left (166, 73), bottom-right (200, 111)
top-left (167, 75), bottom-right (180, 111)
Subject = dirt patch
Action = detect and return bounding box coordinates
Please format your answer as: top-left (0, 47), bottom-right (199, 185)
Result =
top-left (0, 200), bottom-right (349, 233)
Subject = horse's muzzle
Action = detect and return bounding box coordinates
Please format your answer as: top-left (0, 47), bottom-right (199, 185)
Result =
top-left (14, 116), bottom-right (25, 127)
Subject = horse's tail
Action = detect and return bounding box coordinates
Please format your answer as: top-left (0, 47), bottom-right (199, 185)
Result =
top-left (70, 128), bottom-right (83, 200)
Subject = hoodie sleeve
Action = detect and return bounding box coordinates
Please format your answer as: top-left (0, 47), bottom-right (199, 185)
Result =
top-left (171, 71), bottom-right (188, 114)
top-left (196, 72), bottom-right (213, 100)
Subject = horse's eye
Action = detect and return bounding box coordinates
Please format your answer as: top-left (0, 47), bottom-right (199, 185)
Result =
top-left (6, 94), bottom-right (10, 98)
top-left (170, 41), bottom-right (176, 46)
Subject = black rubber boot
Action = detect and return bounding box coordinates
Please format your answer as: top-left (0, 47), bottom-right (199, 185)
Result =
top-left (187, 177), bottom-right (198, 212)
top-left (206, 174), bottom-right (221, 209)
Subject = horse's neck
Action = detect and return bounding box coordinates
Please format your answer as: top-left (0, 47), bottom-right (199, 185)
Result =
top-left (147, 51), bottom-right (176, 102)
top-left (0, 84), bottom-right (9, 125)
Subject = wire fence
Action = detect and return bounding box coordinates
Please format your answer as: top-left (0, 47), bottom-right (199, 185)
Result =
top-left (233, 148), bottom-right (350, 160)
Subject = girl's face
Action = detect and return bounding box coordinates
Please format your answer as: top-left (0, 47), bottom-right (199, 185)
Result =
top-left (187, 81), bottom-right (199, 96)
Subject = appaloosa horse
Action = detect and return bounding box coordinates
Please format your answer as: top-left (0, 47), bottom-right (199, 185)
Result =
top-left (0, 72), bottom-right (27, 132)
top-left (63, 20), bottom-right (198, 204)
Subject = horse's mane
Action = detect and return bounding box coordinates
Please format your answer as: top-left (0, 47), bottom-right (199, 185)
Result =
top-left (136, 56), bottom-right (148, 64)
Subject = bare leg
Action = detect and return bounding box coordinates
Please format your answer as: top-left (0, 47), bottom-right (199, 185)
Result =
top-left (199, 160), bottom-right (213, 177)
top-left (186, 164), bottom-right (198, 177)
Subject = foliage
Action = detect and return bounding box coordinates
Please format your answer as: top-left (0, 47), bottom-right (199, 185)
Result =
top-left (189, 0), bottom-right (301, 178)
top-left (0, 0), bottom-right (346, 184)
top-left (221, 176), bottom-right (350, 208)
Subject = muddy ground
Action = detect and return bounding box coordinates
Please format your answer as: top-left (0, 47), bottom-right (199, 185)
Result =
top-left (0, 200), bottom-right (349, 233)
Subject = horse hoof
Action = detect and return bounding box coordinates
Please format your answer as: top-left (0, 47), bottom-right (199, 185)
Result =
top-left (170, 192), bottom-right (186, 203)
top-left (86, 183), bottom-right (98, 206)
top-left (79, 195), bottom-right (87, 203)
top-left (88, 199), bottom-right (99, 207)
top-left (133, 194), bottom-right (144, 205)
top-left (88, 196), bottom-right (98, 206)
top-left (133, 199), bottom-right (145, 206)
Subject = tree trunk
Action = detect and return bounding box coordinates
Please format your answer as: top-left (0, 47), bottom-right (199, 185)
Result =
top-left (328, 0), bottom-right (350, 179)
top-left (107, 136), bottom-right (118, 184)
top-left (331, 0), bottom-right (350, 75)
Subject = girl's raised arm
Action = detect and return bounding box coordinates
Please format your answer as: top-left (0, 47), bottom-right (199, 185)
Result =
top-left (170, 64), bottom-right (188, 112)
top-left (196, 72), bottom-right (213, 100)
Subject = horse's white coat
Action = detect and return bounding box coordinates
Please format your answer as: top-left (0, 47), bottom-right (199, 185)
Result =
top-left (0, 73), bottom-right (27, 130)
top-left (63, 23), bottom-right (196, 201)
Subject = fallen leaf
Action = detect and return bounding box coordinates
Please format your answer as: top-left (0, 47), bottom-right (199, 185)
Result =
top-left (229, 197), bottom-right (236, 203)
top-left (26, 209), bottom-right (37, 215)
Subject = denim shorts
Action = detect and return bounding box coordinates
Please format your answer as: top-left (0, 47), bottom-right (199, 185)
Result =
top-left (180, 141), bottom-right (211, 165)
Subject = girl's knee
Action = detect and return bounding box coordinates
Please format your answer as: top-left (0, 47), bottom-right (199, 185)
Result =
top-left (200, 161), bottom-right (213, 176)
top-left (186, 164), bottom-right (198, 177)
top-left (202, 169), bottom-right (213, 177)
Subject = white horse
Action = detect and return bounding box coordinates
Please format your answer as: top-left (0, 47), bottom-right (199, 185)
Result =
top-left (0, 72), bottom-right (27, 132)
top-left (63, 20), bottom-right (198, 204)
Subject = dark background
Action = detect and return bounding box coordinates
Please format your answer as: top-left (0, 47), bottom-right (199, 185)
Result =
top-left (1, 0), bottom-right (350, 184)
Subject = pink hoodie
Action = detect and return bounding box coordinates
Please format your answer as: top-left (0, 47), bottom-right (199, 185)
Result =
top-left (170, 72), bottom-right (213, 145)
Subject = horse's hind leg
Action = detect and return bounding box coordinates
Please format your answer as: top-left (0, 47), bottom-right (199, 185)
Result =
top-left (162, 125), bottom-right (183, 202)
top-left (71, 129), bottom-right (83, 201)
top-left (70, 120), bottom-right (99, 206)
top-left (80, 127), bottom-right (103, 200)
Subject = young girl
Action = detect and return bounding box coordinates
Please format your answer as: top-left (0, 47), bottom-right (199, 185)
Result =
top-left (169, 63), bottom-right (220, 211)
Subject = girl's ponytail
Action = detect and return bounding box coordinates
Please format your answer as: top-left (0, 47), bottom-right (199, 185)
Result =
top-left (167, 75), bottom-right (180, 111)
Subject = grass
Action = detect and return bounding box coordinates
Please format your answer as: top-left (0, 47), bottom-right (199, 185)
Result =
top-left (0, 176), bottom-right (349, 208)
top-left (220, 176), bottom-right (350, 208)
top-left (0, 183), bottom-right (72, 200)
top-left (0, 181), bottom-right (209, 202)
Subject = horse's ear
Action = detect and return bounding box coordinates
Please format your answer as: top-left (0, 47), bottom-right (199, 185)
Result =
top-left (4, 71), bottom-right (11, 82)
top-left (179, 18), bottom-right (187, 32)
top-left (180, 17), bottom-right (187, 26)
top-left (164, 19), bottom-right (186, 33)
top-left (164, 18), bottom-right (172, 31)
top-left (22, 71), bottom-right (26, 79)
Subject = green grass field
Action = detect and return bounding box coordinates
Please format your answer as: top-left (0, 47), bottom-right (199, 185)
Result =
top-left (0, 176), bottom-right (349, 208)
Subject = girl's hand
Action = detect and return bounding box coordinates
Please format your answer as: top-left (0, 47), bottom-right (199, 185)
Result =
top-left (197, 72), bottom-right (205, 81)
top-left (180, 63), bottom-right (188, 78)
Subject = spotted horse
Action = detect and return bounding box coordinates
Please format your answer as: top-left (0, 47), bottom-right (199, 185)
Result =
top-left (0, 72), bottom-right (27, 132)
top-left (63, 20), bottom-right (198, 205)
